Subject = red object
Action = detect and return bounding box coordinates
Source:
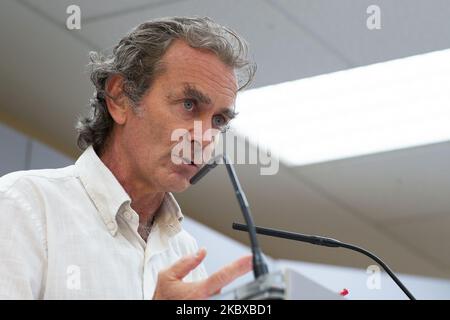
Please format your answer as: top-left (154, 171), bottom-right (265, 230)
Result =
top-left (339, 288), bottom-right (349, 296)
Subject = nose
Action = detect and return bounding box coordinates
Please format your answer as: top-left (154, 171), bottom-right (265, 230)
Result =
top-left (190, 118), bottom-right (220, 165)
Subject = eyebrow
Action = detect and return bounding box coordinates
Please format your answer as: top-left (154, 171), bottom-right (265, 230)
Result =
top-left (183, 83), bottom-right (212, 105)
top-left (182, 83), bottom-right (238, 120)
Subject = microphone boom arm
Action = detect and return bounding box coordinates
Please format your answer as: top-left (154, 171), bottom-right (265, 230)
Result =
top-left (190, 154), bottom-right (269, 279)
top-left (223, 155), bottom-right (269, 278)
top-left (233, 222), bottom-right (416, 300)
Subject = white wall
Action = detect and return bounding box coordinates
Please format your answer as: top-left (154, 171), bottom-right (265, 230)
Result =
top-left (0, 122), bottom-right (72, 176)
top-left (0, 123), bottom-right (28, 175)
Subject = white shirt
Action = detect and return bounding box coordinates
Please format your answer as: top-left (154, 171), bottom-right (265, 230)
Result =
top-left (0, 146), bottom-right (207, 299)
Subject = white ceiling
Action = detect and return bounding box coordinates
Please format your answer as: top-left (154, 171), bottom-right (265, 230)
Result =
top-left (2, 0), bottom-right (450, 154)
top-left (1, 0), bottom-right (450, 279)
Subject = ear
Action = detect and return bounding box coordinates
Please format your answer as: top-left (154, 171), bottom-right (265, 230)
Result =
top-left (104, 74), bottom-right (130, 125)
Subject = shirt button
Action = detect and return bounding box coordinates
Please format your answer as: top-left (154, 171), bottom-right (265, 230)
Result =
top-left (124, 211), bottom-right (132, 220)
top-left (107, 221), bottom-right (116, 231)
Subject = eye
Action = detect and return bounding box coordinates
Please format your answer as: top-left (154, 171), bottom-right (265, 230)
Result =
top-left (212, 114), bottom-right (228, 130)
top-left (183, 99), bottom-right (195, 111)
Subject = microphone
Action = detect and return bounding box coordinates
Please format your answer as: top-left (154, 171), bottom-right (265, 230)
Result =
top-left (190, 154), bottom-right (269, 279)
top-left (189, 155), bottom-right (221, 185)
top-left (233, 222), bottom-right (416, 300)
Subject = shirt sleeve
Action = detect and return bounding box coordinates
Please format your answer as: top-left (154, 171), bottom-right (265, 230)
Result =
top-left (0, 187), bottom-right (47, 299)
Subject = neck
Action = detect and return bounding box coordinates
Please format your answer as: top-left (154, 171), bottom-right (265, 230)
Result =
top-left (99, 142), bottom-right (165, 226)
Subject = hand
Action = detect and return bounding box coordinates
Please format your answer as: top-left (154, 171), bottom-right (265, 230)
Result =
top-left (152, 248), bottom-right (253, 300)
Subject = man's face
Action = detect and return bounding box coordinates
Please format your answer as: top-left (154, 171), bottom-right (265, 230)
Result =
top-left (120, 40), bottom-right (238, 192)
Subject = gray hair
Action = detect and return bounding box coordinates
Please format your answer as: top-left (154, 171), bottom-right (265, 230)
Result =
top-left (76, 16), bottom-right (256, 154)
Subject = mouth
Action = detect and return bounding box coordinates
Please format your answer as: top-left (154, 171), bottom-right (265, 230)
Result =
top-left (180, 157), bottom-right (200, 169)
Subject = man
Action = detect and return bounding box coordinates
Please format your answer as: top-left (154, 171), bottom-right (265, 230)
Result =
top-left (0, 17), bottom-right (255, 299)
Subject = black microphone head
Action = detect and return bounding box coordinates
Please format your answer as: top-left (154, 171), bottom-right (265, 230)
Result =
top-left (189, 155), bottom-right (222, 185)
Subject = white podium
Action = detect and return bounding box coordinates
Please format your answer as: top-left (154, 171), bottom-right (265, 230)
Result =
top-left (212, 267), bottom-right (343, 300)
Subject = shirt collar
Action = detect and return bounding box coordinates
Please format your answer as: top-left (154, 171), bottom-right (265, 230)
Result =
top-left (154, 192), bottom-right (184, 236)
top-left (75, 145), bottom-right (184, 236)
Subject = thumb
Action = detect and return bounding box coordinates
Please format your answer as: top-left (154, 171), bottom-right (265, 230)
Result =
top-left (169, 248), bottom-right (207, 280)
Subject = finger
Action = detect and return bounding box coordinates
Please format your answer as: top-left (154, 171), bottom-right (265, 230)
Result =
top-left (203, 255), bottom-right (252, 296)
top-left (169, 248), bottom-right (207, 280)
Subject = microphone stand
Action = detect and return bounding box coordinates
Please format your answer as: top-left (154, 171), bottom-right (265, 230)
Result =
top-left (190, 155), bottom-right (285, 299)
